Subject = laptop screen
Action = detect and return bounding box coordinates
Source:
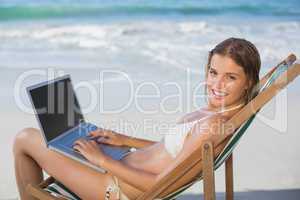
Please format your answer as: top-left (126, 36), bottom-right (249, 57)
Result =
top-left (28, 76), bottom-right (84, 142)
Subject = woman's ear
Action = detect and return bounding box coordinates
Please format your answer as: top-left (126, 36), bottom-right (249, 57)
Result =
top-left (245, 79), bottom-right (252, 90)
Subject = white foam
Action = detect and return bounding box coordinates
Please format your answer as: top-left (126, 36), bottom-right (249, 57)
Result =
top-left (178, 21), bottom-right (208, 33)
top-left (0, 20), bottom-right (300, 75)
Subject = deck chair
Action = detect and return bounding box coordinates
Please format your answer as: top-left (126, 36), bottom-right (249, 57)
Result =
top-left (26, 54), bottom-right (300, 200)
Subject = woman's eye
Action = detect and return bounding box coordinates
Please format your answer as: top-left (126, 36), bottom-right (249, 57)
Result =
top-left (209, 70), bottom-right (217, 76)
top-left (228, 75), bottom-right (236, 80)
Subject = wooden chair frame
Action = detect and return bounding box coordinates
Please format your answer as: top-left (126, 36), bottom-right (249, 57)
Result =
top-left (201, 140), bottom-right (234, 200)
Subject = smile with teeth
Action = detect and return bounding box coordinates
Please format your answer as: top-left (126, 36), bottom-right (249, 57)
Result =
top-left (211, 89), bottom-right (228, 98)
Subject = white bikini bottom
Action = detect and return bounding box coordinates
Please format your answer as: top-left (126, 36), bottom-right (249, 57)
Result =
top-left (105, 176), bottom-right (131, 200)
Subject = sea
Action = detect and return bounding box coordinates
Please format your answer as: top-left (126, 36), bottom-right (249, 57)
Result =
top-left (0, 0), bottom-right (300, 113)
top-left (0, 0), bottom-right (300, 73)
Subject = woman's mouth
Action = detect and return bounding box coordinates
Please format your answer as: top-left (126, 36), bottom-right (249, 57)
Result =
top-left (211, 89), bottom-right (228, 100)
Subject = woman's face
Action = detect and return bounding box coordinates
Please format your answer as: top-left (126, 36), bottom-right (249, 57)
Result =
top-left (206, 54), bottom-right (250, 109)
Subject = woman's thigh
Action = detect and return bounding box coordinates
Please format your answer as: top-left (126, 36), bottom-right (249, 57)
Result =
top-left (17, 127), bottom-right (113, 200)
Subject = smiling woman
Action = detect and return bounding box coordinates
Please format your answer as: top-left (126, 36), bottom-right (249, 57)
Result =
top-left (13, 37), bottom-right (261, 200)
top-left (205, 38), bottom-right (261, 109)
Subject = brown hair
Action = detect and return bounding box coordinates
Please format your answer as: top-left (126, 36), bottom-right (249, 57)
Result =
top-left (205, 37), bottom-right (261, 103)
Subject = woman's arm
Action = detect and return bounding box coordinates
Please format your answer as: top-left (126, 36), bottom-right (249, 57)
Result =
top-left (122, 134), bottom-right (156, 149)
top-left (89, 129), bottom-right (156, 149)
top-left (73, 139), bottom-right (158, 192)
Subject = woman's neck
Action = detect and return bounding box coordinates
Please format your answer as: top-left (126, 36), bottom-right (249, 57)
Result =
top-left (207, 101), bottom-right (245, 118)
top-left (177, 101), bottom-right (246, 124)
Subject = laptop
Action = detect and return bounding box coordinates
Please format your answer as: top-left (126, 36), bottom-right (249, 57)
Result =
top-left (27, 75), bottom-right (131, 173)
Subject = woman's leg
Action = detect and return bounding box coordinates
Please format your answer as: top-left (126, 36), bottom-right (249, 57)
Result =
top-left (13, 127), bottom-right (117, 200)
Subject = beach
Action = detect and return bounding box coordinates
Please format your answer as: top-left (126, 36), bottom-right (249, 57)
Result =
top-left (1, 0), bottom-right (300, 199)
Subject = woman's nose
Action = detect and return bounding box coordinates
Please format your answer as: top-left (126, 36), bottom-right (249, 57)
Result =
top-left (213, 76), bottom-right (226, 89)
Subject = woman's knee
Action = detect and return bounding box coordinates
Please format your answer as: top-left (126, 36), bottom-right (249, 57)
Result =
top-left (13, 127), bottom-right (41, 155)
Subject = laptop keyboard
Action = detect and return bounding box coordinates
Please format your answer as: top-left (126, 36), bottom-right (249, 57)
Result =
top-left (49, 123), bottom-right (131, 162)
top-left (59, 123), bottom-right (98, 149)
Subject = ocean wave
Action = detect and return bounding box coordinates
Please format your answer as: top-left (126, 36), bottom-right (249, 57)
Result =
top-left (0, 3), bottom-right (299, 21)
top-left (0, 20), bottom-right (299, 77)
top-left (0, 20), bottom-right (299, 56)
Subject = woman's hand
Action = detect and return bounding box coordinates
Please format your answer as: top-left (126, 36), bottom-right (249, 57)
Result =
top-left (88, 128), bottom-right (127, 147)
top-left (73, 139), bottom-right (107, 167)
